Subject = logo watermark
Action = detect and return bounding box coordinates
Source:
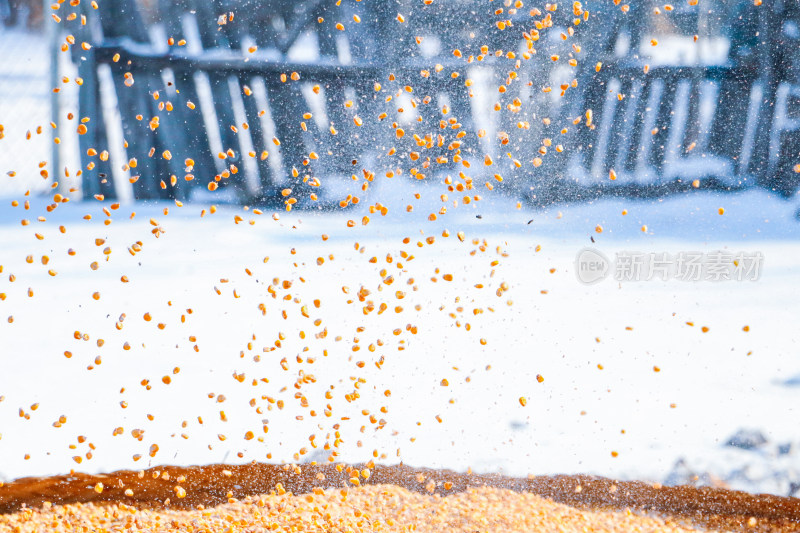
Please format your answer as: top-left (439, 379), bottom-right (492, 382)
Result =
top-left (575, 249), bottom-right (763, 284)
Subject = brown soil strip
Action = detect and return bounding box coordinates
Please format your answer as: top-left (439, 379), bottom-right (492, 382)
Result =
top-left (1, 463), bottom-right (799, 531)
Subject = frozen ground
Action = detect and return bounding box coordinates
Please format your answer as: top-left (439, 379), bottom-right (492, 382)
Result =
top-left (0, 180), bottom-right (799, 497)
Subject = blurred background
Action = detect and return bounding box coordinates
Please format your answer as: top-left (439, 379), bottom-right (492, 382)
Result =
top-left (4, 0), bottom-right (800, 205)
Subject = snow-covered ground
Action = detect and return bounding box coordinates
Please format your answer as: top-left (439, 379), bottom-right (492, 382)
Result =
top-left (0, 180), bottom-right (799, 497)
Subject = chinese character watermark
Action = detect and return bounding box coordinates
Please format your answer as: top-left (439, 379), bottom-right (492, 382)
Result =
top-left (575, 248), bottom-right (763, 284)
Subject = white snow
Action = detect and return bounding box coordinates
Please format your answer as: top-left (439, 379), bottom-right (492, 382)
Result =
top-left (0, 182), bottom-right (799, 497)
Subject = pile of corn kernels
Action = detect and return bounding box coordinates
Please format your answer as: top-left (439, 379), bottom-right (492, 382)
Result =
top-left (0, 484), bottom-right (710, 533)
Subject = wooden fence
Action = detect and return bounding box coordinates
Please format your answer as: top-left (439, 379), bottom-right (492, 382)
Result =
top-left (66, 0), bottom-right (800, 206)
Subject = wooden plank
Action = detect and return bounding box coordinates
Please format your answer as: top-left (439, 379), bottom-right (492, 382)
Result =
top-left (275, 0), bottom-right (326, 55)
top-left (607, 77), bottom-right (644, 176)
top-left (205, 75), bottom-right (248, 197)
top-left (92, 42), bottom-right (471, 79)
top-left (238, 74), bottom-right (274, 196)
top-left (263, 77), bottom-right (310, 188)
top-left (142, 71), bottom-right (192, 200)
top-left (93, 0), bottom-right (165, 200)
top-left (650, 70), bottom-right (682, 173)
top-left (158, 0), bottom-right (218, 198)
top-left (78, 49), bottom-right (116, 200)
top-left (747, 4), bottom-right (780, 180)
top-left (340, 0), bottom-right (392, 64)
top-left (191, 0), bottom-right (250, 199)
top-left (98, 0), bottom-right (149, 42)
top-left (110, 69), bottom-right (161, 199)
top-left (164, 68), bottom-right (218, 197)
top-left (708, 75), bottom-right (754, 169)
top-left (570, 61), bottom-right (608, 174)
top-left (237, 0), bottom-right (293, 52)
top-left (75, 2), bottom-right (117, 201)
top-left (190, 0), bottom-right (227, 50)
